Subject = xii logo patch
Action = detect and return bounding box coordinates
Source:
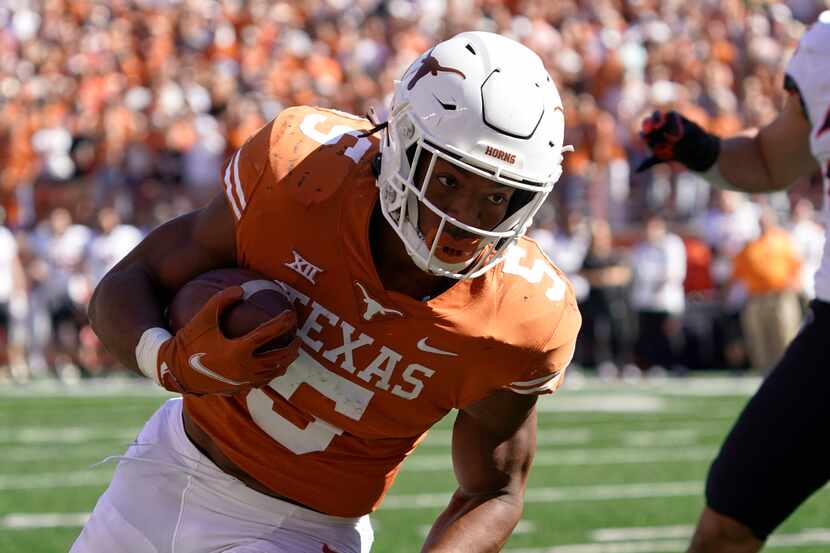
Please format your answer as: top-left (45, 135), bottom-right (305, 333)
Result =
top-left (285, 250), bottom-right (324, 284)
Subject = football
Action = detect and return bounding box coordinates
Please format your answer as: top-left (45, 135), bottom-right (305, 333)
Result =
top-left (167, 268), bottom-right (296, 352)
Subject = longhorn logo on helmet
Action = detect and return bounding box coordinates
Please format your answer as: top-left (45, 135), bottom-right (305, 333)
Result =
top-left (407, 50), bottom-right (467, 91)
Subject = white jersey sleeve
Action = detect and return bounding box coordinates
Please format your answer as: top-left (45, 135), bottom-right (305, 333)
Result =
top-left (786, 12), bottom-right (830, 302)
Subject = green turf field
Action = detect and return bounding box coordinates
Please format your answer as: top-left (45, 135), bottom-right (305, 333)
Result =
top-left (1, 375), bottom-right (827, 553)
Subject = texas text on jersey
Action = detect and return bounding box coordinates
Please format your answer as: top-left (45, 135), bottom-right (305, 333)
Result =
top-left (184, 105), bottom-right (581, 517)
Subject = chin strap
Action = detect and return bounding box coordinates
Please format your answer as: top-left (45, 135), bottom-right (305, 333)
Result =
top-left (370, 153), bottom-right (382, 178)
top-left (360, 114), bottom-right (388, 181)
top-left (357, 120), bottom-right (388, 139)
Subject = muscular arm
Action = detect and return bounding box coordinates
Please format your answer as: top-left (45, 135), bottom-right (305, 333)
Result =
top-left (422, 389), bottom-right (537, 553)
top-left (716, 94), bottom-right (819, 193)
top-left (87, 193), bottom-right (236, 374)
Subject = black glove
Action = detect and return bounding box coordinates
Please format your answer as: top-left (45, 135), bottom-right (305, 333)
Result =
top-left (636, 111), bottom-right (721, 173)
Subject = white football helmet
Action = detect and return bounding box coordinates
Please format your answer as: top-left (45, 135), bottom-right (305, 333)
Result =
top-left (377, 31), bottom-right (568, 279)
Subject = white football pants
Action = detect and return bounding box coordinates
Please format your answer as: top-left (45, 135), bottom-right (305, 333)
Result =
top-left (70, 398), bottom-right (373, 553)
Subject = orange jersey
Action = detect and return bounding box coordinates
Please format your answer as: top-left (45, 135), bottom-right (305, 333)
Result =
top-left (184, 106), bottom-right (581, 517)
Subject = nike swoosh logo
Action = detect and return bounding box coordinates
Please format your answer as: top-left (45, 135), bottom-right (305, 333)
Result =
top-left (416, 338), bottom-right (458, 357)
top-left (188, 353), bottom-right (248, 386)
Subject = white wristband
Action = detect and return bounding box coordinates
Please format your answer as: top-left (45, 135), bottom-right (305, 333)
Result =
top-left (135, 327), bottom-right (173, 385)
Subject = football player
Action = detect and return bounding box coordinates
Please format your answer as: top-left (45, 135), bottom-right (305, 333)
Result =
top-left (638, 13), bottom-right (830, 553)
top-left (72, 31), bottom-right (580, 553)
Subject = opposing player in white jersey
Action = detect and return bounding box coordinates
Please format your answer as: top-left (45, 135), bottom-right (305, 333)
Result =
top-left (639, 13), bottom-right (830, 553)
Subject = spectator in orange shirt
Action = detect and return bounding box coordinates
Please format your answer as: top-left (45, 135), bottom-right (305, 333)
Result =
top-left (731, 208), bottom-right (803, 373)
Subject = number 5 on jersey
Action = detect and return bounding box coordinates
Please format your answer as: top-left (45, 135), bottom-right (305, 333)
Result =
top-left (247, 350), bottom-right (374, 455)
top-left (299, 113), bottom-right (373, 164)
top-left (503, 245), bottom-right (566, 302)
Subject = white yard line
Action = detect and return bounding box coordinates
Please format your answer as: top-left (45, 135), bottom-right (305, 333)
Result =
top-left (506, 528), bottom-right (830, 553)
top-left (560, 376), bottom-right (761, 397)
top-left (650, 377), bottom-right (761, 397)
top-left (768, 529), bottom-right (830, 547)
top-left (1, 513), bottom-right (89, 529)
top-left (508, 541), bottom-right (688, 553)
top-left (421, 428), bottom-right (593, 447)
top-left (403, 447), bottom-right (715, 471)
top-left (591, 525), bottom-right (830, 546)
top-left (0, 378), bottom-right (170, 397)
top-left (4, 511), bottom-right (828, 553)
top-left (536, 396), bottom-right (667, 413)
top-left (0, 427), bottom-right (140, 445)
top-left (382, 481), bottom-right (703, 509)
top-left (0, 471), bottom-right (113, 491)
top-left (591, 526), bottom-right (693, 542)
top-left (620, 430), bottom-right (703, 448)
top-left (4, 446), bottom-right (125, 464)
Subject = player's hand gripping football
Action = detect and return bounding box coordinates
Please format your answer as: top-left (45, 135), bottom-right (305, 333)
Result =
top-left (156, 286), bottom-right (300, 395)
top-left (636, 110), bottom-right (721, 173)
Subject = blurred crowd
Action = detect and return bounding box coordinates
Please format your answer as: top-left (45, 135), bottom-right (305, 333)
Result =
top-left (0, 0), bottom-right (827, 382)
top-left (531, 191), bottom-right (822, 380)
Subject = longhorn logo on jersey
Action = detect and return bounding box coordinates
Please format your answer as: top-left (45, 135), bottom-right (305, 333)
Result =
top-left (354, 282), bottom-right (404, 321)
